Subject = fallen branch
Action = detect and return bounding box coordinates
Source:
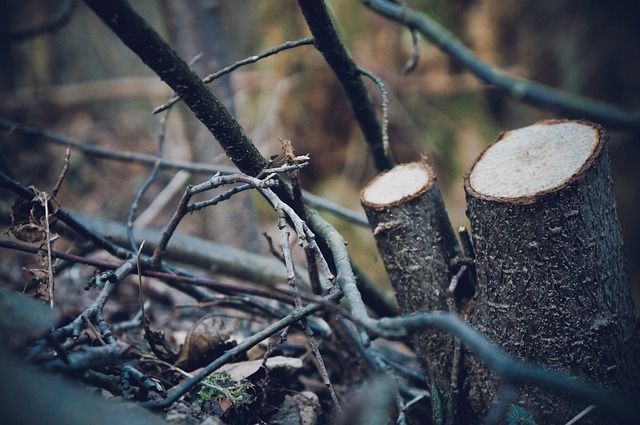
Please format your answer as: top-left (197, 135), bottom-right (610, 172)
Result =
top-left (0, 118), bottom-right (370, 227)
top-left (142, 289), bottom-right (344, 409)
top-left (374, 313), bottom-right (638, 424)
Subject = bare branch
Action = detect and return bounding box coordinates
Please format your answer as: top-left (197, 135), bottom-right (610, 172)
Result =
top-left (375, 313), bottom-right (638, 423)
top-left (297, 0), bottom-right (394, 171)
top-left (151, 172), bottom-right (280, 267)
top-left (0, 119), bottom-right (371, 226)
top-left (0, 238), bottom-right (319, 308)
top-left (142, 289), bottom-right (343, 410)
top-left (83, 0), bottom-right (268, 176)
top-left (358, 68), bottom-right (390, 160)
top-left (401, 28), bottom-right (420, 75)
top-left (363, 0), bottom-right (640, 129)
top-left (50, 209), bottom-right (302, 287)
top-left (0, 118), bottom-right (238, 174)
top-left (275, 191), bottom-right (342, 412)
top-left (153, 37), bottom-right (315, 114)
top-left (127, 108), bottom-right (169, 250)
top-left (50, 258), bottom-right (136, 343)
top-left (51, 147), bottom-right (71, 198)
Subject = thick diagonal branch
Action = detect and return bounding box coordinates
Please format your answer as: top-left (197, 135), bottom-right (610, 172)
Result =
top-left (83, 0), bottom-right (267, 176)
top-left (297, 0), bottom-right (394, 171)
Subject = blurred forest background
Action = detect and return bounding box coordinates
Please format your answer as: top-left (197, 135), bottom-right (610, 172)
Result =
top-left (1, 0), bottom-right (640, 306)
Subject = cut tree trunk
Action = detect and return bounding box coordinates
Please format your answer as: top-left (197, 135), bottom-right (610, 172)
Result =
top-left (360, 162), bottom-right (464, 398)
top-left (464, 120), bottom-right (640, 424)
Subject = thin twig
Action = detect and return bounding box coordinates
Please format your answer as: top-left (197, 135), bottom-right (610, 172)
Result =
top-left (127, 110), bottom-right (168, 250)
top-left (297, 0), bottom-right (394, 171)
top-left (142, 289), bottom-right (343, 409)
top-left (445, 264), bottom-right (468, 424)
top-left (0, 238), bottom-right (337, 314)
top-left (151, 172), bottom-right (281, 267)
top-left (134, 171), bottom-right (191, 227)
top-left (281, 138), bottom-right (323, 294)
top-left (275, 186), bottom-right (342, 413)
top-left (153, 38), bottom-right (314, 114)
top-left (50, 258), bottom-right (137, 342)
top-left (305, 320), bottom-right (342, 413)
top-left (47, 208), bottom-right (307, 288)
top-left (0, 118), bottom-right (238, 174)
top-left (52, 147), bottom-right (71, 198)
top-left (0, 119), bottom-right (370, 227)
top-left (278, 210), bottom-right (301, 308)
top-left (402, 28), bottom-right (420, 75)
top-left (457, 225), bottom-right (475, 260)
top-left (564, 405), bottom-right (597, 425)
top-left (258, 185), bottom-right (335, 286)
top-left (39, 190), bottom-right (55, 308)
top-left (128, 49), bottom-right (203, 239)
top-left (358, 68), bottom-right (390, 159)
top-left (135, 241), bottom-right (148, 328)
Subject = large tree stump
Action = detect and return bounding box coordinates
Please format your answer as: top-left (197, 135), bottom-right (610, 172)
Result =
top-left (360, 162), bottom-right (462, 396)
top-left (464, 120), bottom-right (639, 423)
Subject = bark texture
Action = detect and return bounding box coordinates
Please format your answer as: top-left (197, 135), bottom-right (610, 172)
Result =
top-left (464, 120), bottom-right (640, 424)
top-left (361, 162), bottom-right (462, 395)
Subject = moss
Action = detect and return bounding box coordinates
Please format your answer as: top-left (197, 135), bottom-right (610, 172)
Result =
top-left (197, 371), bottom-right (256, 409)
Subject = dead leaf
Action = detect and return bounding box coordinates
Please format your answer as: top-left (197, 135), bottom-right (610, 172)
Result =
top-left (9, 197), bottom-right (48, 243)
top-left (218, 356), bottom-right (303, 382)
top-left (174, 315), bottom-right (237, 372)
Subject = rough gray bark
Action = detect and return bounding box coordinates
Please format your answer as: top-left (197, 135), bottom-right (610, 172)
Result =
top-left (360, 162), bottom-right (462, 395)
top-left (464, 120), bottom-right (640, 424)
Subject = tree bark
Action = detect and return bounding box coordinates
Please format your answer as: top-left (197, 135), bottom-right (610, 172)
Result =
top-left (464, 120), bottom-right (640, 424)
top-left (360, 162), bottom-right (463, 396)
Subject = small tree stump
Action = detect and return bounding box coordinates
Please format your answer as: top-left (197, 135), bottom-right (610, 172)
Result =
top-left (464, 120), bottom-right (639, 423)
top-left (360, 162), bottom-right (462, 395)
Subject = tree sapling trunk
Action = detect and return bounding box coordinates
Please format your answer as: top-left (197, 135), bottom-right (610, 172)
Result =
top-left (361, 162), bottom-right (464, 399)
top-left (464, 119), bottom-right (640, 424)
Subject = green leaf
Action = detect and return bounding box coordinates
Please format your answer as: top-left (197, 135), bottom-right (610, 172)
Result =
top-left (507, 404), bottom-right (536, 425)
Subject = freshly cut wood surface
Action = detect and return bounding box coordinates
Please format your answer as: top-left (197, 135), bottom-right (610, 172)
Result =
top-left (464, 120), bottom-right (639, 424)
top-left (468, 120), bottom-right (600, 200)
top-left (361, 161), bottom-right (462, 399)
top-left (361, 162), bottom-right (432, 206)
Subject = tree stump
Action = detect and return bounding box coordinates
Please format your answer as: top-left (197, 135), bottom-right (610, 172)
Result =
top-left (360, 162), bottom-right (462, 396)
top-left (464, 120), bottom-right (640, 423)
